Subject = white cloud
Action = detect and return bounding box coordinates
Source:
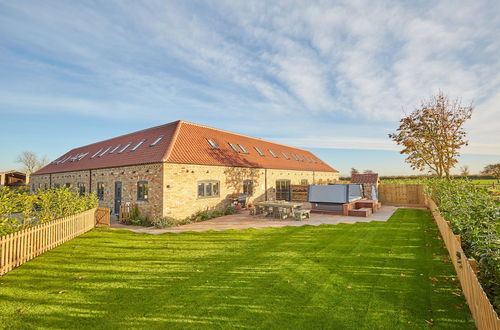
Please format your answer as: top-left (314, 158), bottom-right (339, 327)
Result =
top-left (270, 136), bottom-right (500, 156)
top-left (0, 0), bottom-right (499, 155)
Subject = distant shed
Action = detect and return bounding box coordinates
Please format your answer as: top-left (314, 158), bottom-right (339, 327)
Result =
top-left (351, 173), bottom-right (379, 200)
top-left (0, 170), bottom-right (27, 188)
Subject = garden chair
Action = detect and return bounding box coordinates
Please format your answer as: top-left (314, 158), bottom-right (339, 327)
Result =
top-left (249, 207), bottom-right (256, 215)
top-left (262, 206), bottom-right (271, 217)
top-left (294, 209), bottom-right (311, 221)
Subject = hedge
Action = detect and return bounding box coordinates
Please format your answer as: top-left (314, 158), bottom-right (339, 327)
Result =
top-left (0, 186), bottom-right (98, 236)
top-left (425, 179), bottom-right (500, 312)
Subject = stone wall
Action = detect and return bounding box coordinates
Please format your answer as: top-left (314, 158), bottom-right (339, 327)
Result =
top-left (30, 163), bottom-right (163, 219)
top-left (162, 163), bottom-right (339, 220)
top-left (31, 162), bottom-right (339, 221)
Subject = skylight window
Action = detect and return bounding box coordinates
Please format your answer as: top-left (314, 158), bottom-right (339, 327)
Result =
top-left (228, 142), bottom-right (240, 153)
top-left (254, 147), bottom-right (264, 156)
top-left (99, 146), bottom-right (111, 157)
top-left (207, 138), bottom-right (219, 149)
top-left (131, 139), bottom-right (146, 152)
top-left (55, 156), bottom-right (67, 164)
top-left (119, 143), bottom-right (132, 153)
top-left (52, 156), bottom-right (63, 164)
top-left (110, 144), bottom-right (121, 154)
top-left (77, 152), bottom-right (89, 160)
top-left (291, 153), bottom-right (299, 161)
top-left (268, 149), bottom-right (278, 158)
top-left (238, 144), bottom-right (248, 153)
top-left (91, 149), bottom-right (103, 159)
top-left (60, 155), bottom-right (73, 163)
top-left (281, 152), bottom-right (290, 159)
top-left (150, 135), bottom-right (163, 147)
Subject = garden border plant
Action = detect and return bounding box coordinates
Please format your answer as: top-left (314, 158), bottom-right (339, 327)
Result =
top-left (152, 205), bottom-right (235, 229)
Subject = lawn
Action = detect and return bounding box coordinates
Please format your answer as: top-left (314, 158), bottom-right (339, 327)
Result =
top-left (0, 209), bottom-right (474, 329)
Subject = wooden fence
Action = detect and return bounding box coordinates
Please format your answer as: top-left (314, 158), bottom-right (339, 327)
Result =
top-left (427, 198), bottom-right (500, 330)
top-left (95, 208), bottom-right (111, 227)
top-left (291, 185), bottom-right (308, 201)
top-left (378, 184), bottom-right (426, 206)
top-left (119, 204), bottom-right (134, 223)
top-left (0, 208), bottom-right (97, 276)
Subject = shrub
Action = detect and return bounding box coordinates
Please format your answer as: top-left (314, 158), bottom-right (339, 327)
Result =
top-left (224, 205), bottom-right (235, 215)
top-left (128, 205), bottom-right (151, 226)
top-left (425, 179), bottom-right (500, 311)
top-left (0, 186), bottom-right (98, 236)
top-left (186, 208), bottom-right (228, 224)
top-left (211, 210), bottom-right (222, 218)
top-left (152, 217), bottom-right (178, 228)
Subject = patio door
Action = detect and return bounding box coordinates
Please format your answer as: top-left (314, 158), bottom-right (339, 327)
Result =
top-left (114, 181), bottom-right (122, 215)
top-left (276, 180), bottom-right (291, 201)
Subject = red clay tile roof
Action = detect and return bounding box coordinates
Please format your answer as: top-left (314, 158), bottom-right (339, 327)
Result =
top-left (351, 173), bottom-right (379, 184)
top-left (34, 120), bottom-right (338, 175)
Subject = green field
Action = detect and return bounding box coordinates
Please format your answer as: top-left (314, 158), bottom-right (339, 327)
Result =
top-left (0, 209), bottom-right (474, 329)
top-left (470, 179), bottom-right (499, 186)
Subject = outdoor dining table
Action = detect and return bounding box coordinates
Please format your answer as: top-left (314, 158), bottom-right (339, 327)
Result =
top-left (255, 201), bottom-right (304, 219)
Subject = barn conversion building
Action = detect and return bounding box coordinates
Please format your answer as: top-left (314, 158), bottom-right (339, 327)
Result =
top-left (31, 120), bottom-right (339, 220)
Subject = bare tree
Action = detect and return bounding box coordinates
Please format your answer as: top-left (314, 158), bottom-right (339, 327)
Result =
top-left (363, 169), bottom-right (374, 174)
top-left (459, 165), bottom-right (470, 177)
top-left (389, 91), bottom-right (473, 179)
top-left (481, 163), bottom-right (500, 179)
top-left (350, 168), bottom-right (359, 176)
top-left (16, 151), bottom-right (48, 175)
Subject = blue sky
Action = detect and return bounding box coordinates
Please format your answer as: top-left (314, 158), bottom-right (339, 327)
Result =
top-left (0, 0), bottom-right (499, 176)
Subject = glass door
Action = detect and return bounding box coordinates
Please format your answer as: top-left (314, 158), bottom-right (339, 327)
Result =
top-left (276, 180), bottom-right (291, 201)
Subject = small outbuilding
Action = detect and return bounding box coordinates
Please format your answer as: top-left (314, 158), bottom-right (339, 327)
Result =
top-left (0, 170), bottom-right (28, 188)
top-left (350, 173), bottom-right (379, 200)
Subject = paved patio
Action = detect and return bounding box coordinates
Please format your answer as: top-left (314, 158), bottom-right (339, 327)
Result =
top-left (109, 205), bottom-right (399, 234)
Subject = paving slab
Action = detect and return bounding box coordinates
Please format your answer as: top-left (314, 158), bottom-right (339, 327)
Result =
top-left (109, 205), bottom-right (399, 234)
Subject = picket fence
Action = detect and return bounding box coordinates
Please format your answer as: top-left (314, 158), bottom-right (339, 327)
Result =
top-left (0, 208), bottom-right (97, 276)
top-left (427, 198), bottom-right (499, 330)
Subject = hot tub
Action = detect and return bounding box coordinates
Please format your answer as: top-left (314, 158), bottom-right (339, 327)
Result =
top-left (308, 184), bottom-right (363, 212)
